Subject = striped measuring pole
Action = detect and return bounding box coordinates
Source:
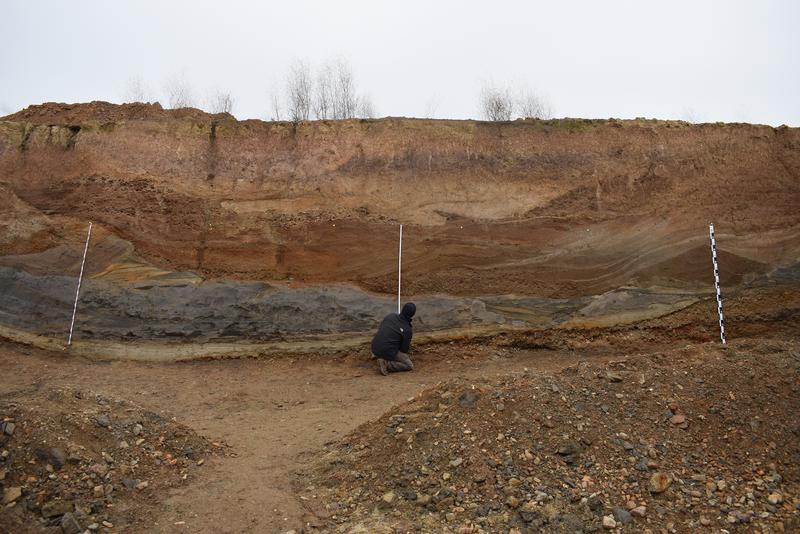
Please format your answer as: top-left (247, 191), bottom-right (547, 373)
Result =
top-left (708, 224), bottom-right (726, 345)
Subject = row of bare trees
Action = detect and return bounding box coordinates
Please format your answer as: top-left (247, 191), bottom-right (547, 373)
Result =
top-left (271, 59), bottom-right (375, 122)
top-left (479, 83), bottom-right (551, 121)
top-left (123, 76), bottom-right (234, 114)
top-left (123, 72), bottom-right (552, 122)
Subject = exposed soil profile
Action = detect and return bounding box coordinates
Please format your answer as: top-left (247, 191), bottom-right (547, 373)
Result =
top-left (0, 102), bottom-right (798, 532)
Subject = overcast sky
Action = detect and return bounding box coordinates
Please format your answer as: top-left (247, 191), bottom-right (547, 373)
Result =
top-left (2, 0), bottom-right (799, 125)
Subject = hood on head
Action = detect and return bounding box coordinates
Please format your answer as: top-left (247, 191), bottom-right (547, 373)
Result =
top-left (401, 302), bottom-right (416, 320)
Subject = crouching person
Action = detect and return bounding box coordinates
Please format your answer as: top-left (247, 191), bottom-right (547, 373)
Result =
top-left (371, 302), bottom-right (416, 375)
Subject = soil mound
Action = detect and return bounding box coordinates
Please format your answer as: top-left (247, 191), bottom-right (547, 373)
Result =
top-left (0, 385), bottom-right (220, 533)
top-left (1, 101), bottom-right (231, 124)
top-left (300, 342), bottom-right (800, 533)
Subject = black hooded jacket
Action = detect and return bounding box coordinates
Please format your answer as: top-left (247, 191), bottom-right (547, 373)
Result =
top-left (371, 308), bottom-right (414, 361)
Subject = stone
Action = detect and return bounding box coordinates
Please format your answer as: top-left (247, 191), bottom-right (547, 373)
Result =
top-left (50, 447), bottom-right (67, 469)
top-left (669, 414), bottom-right (686, 425)
top-left (132, 423), bottom-right (143, 435)
top-left (42, 499), bottom-right (73, 518)
top-left (506, 495), bottom-right (521, 508)
top-left (534, 491), bottom-right (548, 503)
top-left (60, 512), bottom-right (82, 534)
top-left (587, 495), bottom-right (604, 513)
top-left (88, 463), bottom-right (108, 477)
top-left (2, 422), bottom-right (15, 435)
top-left (95, 414), bottom-right (111, 428)
top-left (717, 479), bottom-right (727, 491)
top-left (612, 506), bottom-right (633, 525)
top-left (0, 468), bottom-right (5, 480)
top-left (458, 391), bottom-right (480, 408)
top-left (93, 485), bottom-right (105, 498)
top-left (768, 492), bottom-right (783, 505)
top-left (648, 472), bottom-right (672, 493)
top-left (557, 441), bottom-right (580, 456)
top-left (631, 506), bottom-right (647, 517)
top-left (606, 372), bottom-right (623, 382)
top-left (602, 515), bottom-right (617, 529)
top-left (122, 478), bottom-right (137, 489)
top-left (416, 493), bottom-right (431, 506)
top-left (382, 491), bottom-right (396, 504)
top-left (34, 447), bottom-right (67, 469)
top-left (135, 481), bottom-right (149, 490)
top-left (450, 457), bottom-right (463, 467)
top-left (699, 516), bottom-right (711, 526)
top-left (3, 486), bottom-right (22, 504)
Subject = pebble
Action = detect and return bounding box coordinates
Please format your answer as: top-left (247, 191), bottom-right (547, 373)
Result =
top-left (612, 506), bottom-right (632, 525)
top-left (450, 457), bottom-right (463, 467)
top-left (382, 491), bottom-right (396, 504)
top-left (458, 391), bottom-right (480, 408)
top-left (41, 499), bottom-right (73, 518)
top-left (648, 472), bottom-right (672, 493)
top-left (93, 485), bottom-right (105, 498)
top-left (132, 423), bottom-right (143, 435)
top-left (767, 492), bottom-right (783, 505)
top-left (135, 481), bottom-right (149, 490)
top-left (95, 414), bottom-right (111, 428)
top-left (60, 512), bottom-right (82, 534)
top-left (669, 414), bottom-right (686, 425)
top-left (557, 441), bottom-right (580, 456)
top-left (602, 515), bottom-right (617, 529)
top-left (3, 486), bottom-right (22, 504)
top-left (88, 463), bottom-right (108, 477)
top-left (631, 506), bottom-right (647, 517)
top-left (2, 422), bottom-right (15, 436)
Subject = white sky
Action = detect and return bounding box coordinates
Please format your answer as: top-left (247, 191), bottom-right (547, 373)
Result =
top-left (2, 0), bottom-right (799, 125)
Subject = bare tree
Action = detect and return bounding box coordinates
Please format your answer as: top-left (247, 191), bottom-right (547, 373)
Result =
top-left (517, 89), bottom-right (551, 119)
top-left (332, 59), bottom-right (357, 119)
top-left (357, 95), bottom-right (376, 119)
top-left (165, 77), bottom-right (195, 109)
top-left (312, 63), bottom-right (334, 120)
top-left (124, 76), bottom-right (153, 103)
top-left (479, 85), bottom-right (514, 121)
top-left (424, 93), bottom-right (440, 118)
top-left (286, 60), bottom-right (312, 122)
top-left (207, 90), bottom-right (234, 114)
top-left (480, 83), bottom-right (552, 121)
top-left (268, 88), bottom-right (283, 121)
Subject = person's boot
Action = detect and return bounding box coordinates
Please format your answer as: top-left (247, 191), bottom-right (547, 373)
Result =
top-left (376, 358), bottom-right (389, 376)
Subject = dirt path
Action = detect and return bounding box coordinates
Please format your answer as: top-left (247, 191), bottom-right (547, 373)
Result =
top-left (0, 341), bottom-right (620, 533)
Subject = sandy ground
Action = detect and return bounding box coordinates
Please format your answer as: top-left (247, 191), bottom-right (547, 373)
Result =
top-left (0, 340), bottom-right (626, 533)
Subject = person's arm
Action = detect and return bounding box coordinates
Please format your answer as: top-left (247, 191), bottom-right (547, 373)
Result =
top-left (400, 325), bottom-right (412, 354)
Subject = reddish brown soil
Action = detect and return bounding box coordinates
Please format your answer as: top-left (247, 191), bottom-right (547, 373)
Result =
top-left (1, 104), bottom-right (798, 298)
